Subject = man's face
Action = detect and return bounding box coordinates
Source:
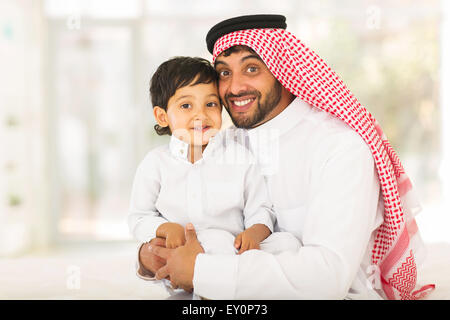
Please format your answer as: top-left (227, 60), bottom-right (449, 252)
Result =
top-left (214, 49), bottom-right (282, 129)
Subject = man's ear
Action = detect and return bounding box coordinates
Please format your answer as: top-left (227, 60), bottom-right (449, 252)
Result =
top-left (153, 106), bottom-right (169, 128)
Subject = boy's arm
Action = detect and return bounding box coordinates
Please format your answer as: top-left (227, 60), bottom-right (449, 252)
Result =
top-left (128, 154), bottom-right (168, 278)
top-left (241, 163), bottom-right (275, 233)
top-left (234, 162), bottom-right (274, 254)
top-left (128, 156), bottom-right (167, 243)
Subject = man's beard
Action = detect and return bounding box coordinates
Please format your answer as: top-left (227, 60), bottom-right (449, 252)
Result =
top-left (225, 81), bottom-right (282, 129)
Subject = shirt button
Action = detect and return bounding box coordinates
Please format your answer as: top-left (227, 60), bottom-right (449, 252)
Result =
top-left (180, 149), bottom-right (184, 154)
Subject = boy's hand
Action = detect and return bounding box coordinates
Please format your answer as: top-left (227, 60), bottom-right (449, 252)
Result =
top-left (234, 224), bottom-right (271, 255)
top-left (157, 222), bottom-right (186, 249)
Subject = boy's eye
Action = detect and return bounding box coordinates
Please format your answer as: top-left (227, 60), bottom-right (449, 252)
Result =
top-left (246, 66), bottom-right (258, 73)
top-left (180, 104), bottom-right (191, 109)
top-left (206, 102), bottom-right (218, 107)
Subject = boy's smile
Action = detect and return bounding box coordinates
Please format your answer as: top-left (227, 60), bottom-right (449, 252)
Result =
top-left (192, 119), bottom-right (212, 132)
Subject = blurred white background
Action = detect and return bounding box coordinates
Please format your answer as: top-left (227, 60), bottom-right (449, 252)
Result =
top-left (0, 0), bottom-right (449, 299)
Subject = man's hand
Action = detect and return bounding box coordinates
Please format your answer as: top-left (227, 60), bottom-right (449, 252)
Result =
top-left (234, 224), bottom-right (271, 255)
top-left (151, 223), bottom-right (205, 292)
top-left (139, 237), bottom-right (167, 276)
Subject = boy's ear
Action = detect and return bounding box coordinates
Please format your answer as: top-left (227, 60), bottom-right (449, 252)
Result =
top-left (153, 106), bottom-right (169, 127)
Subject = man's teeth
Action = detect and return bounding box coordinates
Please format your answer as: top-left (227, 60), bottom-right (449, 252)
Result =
top-left (234, 99), bottom-right (253, 107)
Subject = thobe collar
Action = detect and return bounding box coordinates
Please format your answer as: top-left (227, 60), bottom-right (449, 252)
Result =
top-left (169, 135), bottom-right (190, 161)
top-left (168, 133), bottom-right (220, 163)
top-left (247, 97), bottom-right (311, 152)
top-left (242, 97), bottom-right (311, 175)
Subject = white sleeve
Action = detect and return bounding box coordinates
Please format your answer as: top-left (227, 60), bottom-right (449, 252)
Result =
top-left (193, 139), bottom-right (380, 299)
top-left (128, 154), bottom-right (168, 243)
top-left (242, 163), bottom-right (275, 232)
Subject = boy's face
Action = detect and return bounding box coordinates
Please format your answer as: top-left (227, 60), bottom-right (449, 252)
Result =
top-left (154, 81), bottom-right (222, 146)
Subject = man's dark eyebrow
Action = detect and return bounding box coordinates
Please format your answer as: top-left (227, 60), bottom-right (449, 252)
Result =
top-left (241, 54), bottom-right (263, 63)
top-left (214, 53), bottom-right (263, 68)
top-left (214, 60), bottom-right (227, 68)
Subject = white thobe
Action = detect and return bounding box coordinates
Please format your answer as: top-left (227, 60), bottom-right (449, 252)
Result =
top-left (128, 132), bottom-right (276, 242)
top-left (128, 131), bottom-right (280, 282)
top-left (193, 98), bottom-right (385, 300)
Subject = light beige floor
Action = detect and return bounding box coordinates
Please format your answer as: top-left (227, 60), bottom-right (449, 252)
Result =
top-left (0, 242), bottom-right (448, 299)
top-left (0, 242), bottom-right (170, 300)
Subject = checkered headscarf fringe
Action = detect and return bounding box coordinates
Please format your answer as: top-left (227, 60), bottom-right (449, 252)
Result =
top-left (212, 28), bottom-right (435, 300)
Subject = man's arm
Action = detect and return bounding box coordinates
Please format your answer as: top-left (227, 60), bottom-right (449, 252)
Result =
top-left (154, 138), bottom-right (381, 299)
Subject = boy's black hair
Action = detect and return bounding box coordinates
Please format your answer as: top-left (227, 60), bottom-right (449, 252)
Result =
top-left (150, 56), bottom-right (218, 136)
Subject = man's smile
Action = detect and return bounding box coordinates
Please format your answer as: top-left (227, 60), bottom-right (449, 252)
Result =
top-left (229, 96), bottom-right (256, 112)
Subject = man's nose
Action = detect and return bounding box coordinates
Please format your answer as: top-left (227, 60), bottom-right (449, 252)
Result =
top-left (228, 73), bottom-right (247, 95)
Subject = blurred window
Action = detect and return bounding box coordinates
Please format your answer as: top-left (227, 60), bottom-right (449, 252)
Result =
top-left (43, 0), bottom-right (443, 242)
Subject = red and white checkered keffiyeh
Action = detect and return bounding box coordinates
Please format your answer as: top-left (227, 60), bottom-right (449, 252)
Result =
top-left (212, 28), bottom-right (435, 300)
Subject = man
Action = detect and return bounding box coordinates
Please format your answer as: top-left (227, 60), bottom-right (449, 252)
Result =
top-left (139, 14), bottom-right (433, 300)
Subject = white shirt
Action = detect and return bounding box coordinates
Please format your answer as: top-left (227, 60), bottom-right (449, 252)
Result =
top-left (193, 98), bottom-right (385, 300)
top-left (128, 131), bottom-right (275, 246)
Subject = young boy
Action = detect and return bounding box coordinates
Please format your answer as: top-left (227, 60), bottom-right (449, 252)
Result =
top-left (128, 57), bottom-right (299, 296)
